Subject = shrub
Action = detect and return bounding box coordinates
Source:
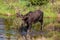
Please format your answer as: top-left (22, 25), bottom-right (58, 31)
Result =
top-left (13, 17), bottom-right (27, 29)
top-left (54, 23), bottom-right (60, 32)
top-left (44, 31), bottom-right (54, 38)
top-left (28, 0), bottom-right (49, 6)
top-left (53, 34), bottom-right (60, 40)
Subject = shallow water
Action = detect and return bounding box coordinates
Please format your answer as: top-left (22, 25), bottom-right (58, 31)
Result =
top-left (0, 18), bottom-right (17, 40)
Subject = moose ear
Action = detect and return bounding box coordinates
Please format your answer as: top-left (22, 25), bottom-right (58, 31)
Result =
top-left (16, 12), bottom-right (23, 18)
top-left (16, 13), bottom-right (20, 16)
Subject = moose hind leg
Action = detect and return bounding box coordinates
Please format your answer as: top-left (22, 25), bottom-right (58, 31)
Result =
top-left (39, 20), bottom-right (43, 37)
top-left (39, 20), bottom-right (43, 31)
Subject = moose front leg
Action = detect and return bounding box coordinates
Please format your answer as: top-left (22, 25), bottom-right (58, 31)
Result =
top-left (27, 23), bottom-right (32, 34)
top-left (27, 26), bottom-right (32, 40)
top-left (27, 22), bottom-right (32, 40)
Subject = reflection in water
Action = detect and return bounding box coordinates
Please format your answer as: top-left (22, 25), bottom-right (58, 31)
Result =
top-left (0, 29), bottom-right (17, 40)
top-left (0, 30), bottom-right (17, 40)
top-left (0, 30), bottom-right (5, 33)
top-left (0, 18), bottom-right (17, 40)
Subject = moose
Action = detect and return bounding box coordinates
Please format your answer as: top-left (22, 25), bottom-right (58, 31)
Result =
top-left (16, 10), bottom-right (43, 40)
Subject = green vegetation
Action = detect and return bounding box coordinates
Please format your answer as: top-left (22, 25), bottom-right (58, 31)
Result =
top-left (0, 0), bottom-right (57, 25)
top-left (0, 0), bottom-right (57, 17)
top-left (27, 0), bottom-right (49, 5)
top-left (0, 0), bottom-right (60, 40)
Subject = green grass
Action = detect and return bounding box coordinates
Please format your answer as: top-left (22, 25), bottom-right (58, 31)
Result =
top-left (42, 3), bottom-right (57, 26)
top-left (0, 0), bottom-right (57, 25)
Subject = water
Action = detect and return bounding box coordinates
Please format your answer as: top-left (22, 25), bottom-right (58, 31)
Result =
top-left (0, 18), bottom-right (17, 40)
